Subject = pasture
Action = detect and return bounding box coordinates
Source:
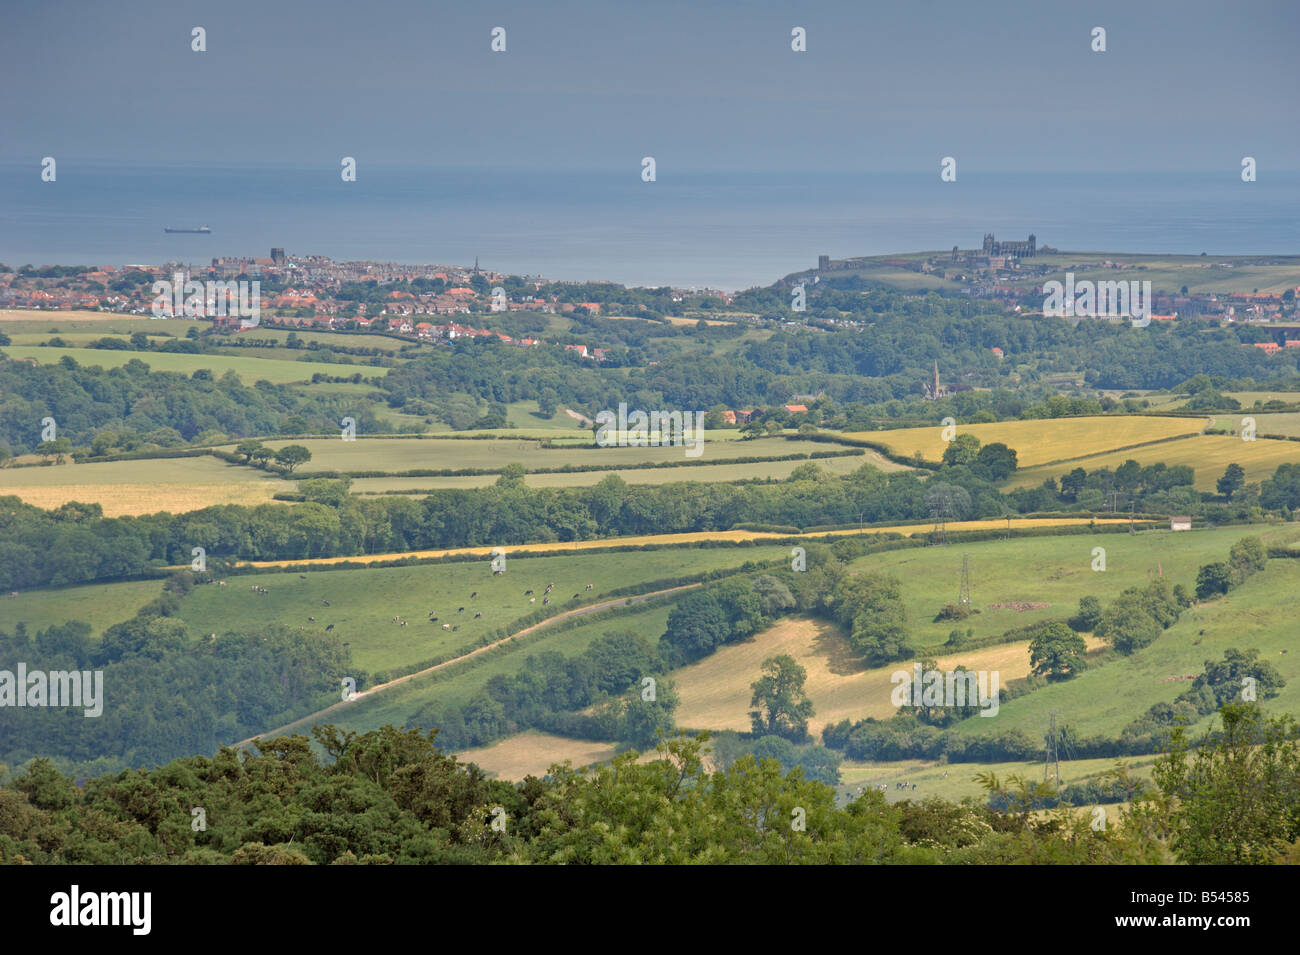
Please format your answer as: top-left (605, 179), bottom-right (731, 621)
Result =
top-left (844, 524), bottom-right (1300, 649)
top-left (319, 602), bottom-right (675, 739)
top-left (2, 578), bottom-right (163, 635)
top-left (1000, 252), bottom-right (1300, 296)
top-left (180, 547), bottom-right (784, 674)
top-left (347, 449), bottom-right (895, 493)
top-left (0, 345), bottom-right (389, 384)
top-left (245, 436), bottom-right (843, 474)
top-left (233, 518), bottom-right (1128, 570)
top-left (849, 415), bottom-right (1207, 468)
top-left (1210, 412), bottom-right (1300, 438)
top-left (836, 753), bottom-right (1157, 805)
top-left (0, 309), bottom-right (161, 326)
top-left (947, 556), bottom-right (1300, 740)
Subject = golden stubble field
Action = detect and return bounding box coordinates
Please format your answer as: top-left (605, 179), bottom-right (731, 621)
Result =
top-left (850, 416), bottom-right (1209, 468)
top-left (1008, 434), bottom-right (1300, 491)
top-left (672, 617), bottom-right (1106, 734)
top-left (3, 482), bottom-right (282, 516)
top-left (456, 731), bottom-right (619, 780)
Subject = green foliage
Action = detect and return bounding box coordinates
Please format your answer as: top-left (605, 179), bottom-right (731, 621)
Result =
top-left (831, 573), bottom-right (910, 664)
top-left (1070, 595), bottom-right (1103, 632)
top-left (1217, 462), bottom-right (1246, 500)
top-left (1028, 620), bottom-right (1088, 680)
top-left (749, 654), bottom-right (816, 742)
top-left (1195, 561), bottom-right (1233, 599)
top-left (1153, 705), bottom-right (1300, 864)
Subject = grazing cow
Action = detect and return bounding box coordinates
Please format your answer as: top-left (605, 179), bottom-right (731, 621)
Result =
top-left (442, 624), bottom-right (451, 630)
top-left (474, 611), bottom-right (482, 618)
top-left (585, 583), bottom-right (593, 590)
top-left (299, 575), bottom-right (307, 579)
top-left (430, 616), bottom-right (438, 622)
top-left (471, 591), bottom-right (478, 598)
top-left (524, 589), bottom-right (533, 596)
top-left (457, 607), bottom-right (464, 613)
top-left (452, 625), bottom-right (459, 632)
top-left (401, 620), bottom-right (408, 627)
top-left (322, 600), bottom-right (330, 607)
top-left (543, 597), bottom-right (549, 605)
top-left (308, 616), bottom-right (315, 622)
top-left (325, 624), bottom-right (335, 631)
top-left (529, 597), bottom-right (535, 603)
top-left (573, 593), bottom-right (579, 599)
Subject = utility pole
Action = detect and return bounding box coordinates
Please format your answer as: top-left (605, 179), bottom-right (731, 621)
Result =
top-left (958, 553), bottom-right (971, 609)
top-left (1045, 712), bottom-right (1061, 785)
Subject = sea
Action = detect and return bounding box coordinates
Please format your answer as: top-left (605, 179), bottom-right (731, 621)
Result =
top-left (1, 161), bottom-right (1297, 291)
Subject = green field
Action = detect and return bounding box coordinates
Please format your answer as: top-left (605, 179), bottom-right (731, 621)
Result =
top-left (180, 545), bottom-right (787, 675)
top-left (1, 345), bottom-right (389, 384)
top-left (836, 754), bottom-right (1157, 804)
top-left (1210, 412), bottom-right (1300, 438)
top-left (2, 578), bottom-right (164, 635)
top-left (0, 455), bottom-right (268, 489)
top-left (243, 436), bottom-right (846, 474)
top-left (948, 557), bottom-right (1300, 740)
top-left (325, 602), bottom-right (675, 741)
top-left (349, 449), bottom-right (897, 492)
top-left (1003, 252), bottom-right (1300, 296)
top-left (845, 524), bottom-right (1300, 649)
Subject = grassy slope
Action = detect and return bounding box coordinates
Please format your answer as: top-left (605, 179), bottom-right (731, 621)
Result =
top-left (2, 345), bottom-right (388, 384)
top-left (180, 547), bottom-right (785, 674)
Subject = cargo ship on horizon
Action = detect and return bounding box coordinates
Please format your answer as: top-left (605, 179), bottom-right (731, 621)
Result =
top-left (164, 225), bottom-right (211, 234)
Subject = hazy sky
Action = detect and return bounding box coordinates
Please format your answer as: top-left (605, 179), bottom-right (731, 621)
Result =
top-left (4, 0), bottom-right (1297, 174)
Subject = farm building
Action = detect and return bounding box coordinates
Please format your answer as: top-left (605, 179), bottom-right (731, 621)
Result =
top-left (1170, 516), bottom-right (1192, 531)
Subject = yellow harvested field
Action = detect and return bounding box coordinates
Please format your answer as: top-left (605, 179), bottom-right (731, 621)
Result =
top-left (1008, 434), bottom-right (1300, 491)
top-left (456, 731), bottom-right (617, 779)
top-left (674, 617), bottom-right (1105, 734)
top-left (231, 517), bottom-right (1128, 569)
top-left (848, 416), bottom-right (1209, 467)
top-left (3, 482), bottom-right (283, 516)
top-left (660, 315), bottom-right (735, 326)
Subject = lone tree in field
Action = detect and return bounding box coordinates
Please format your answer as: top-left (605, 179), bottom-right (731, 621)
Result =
top-left (749, 654), bottom-right (815, 742)
top-left (1028, 621), bottom-right (1088, 681)
top-left (273, 444), bottom-right (312, 474)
